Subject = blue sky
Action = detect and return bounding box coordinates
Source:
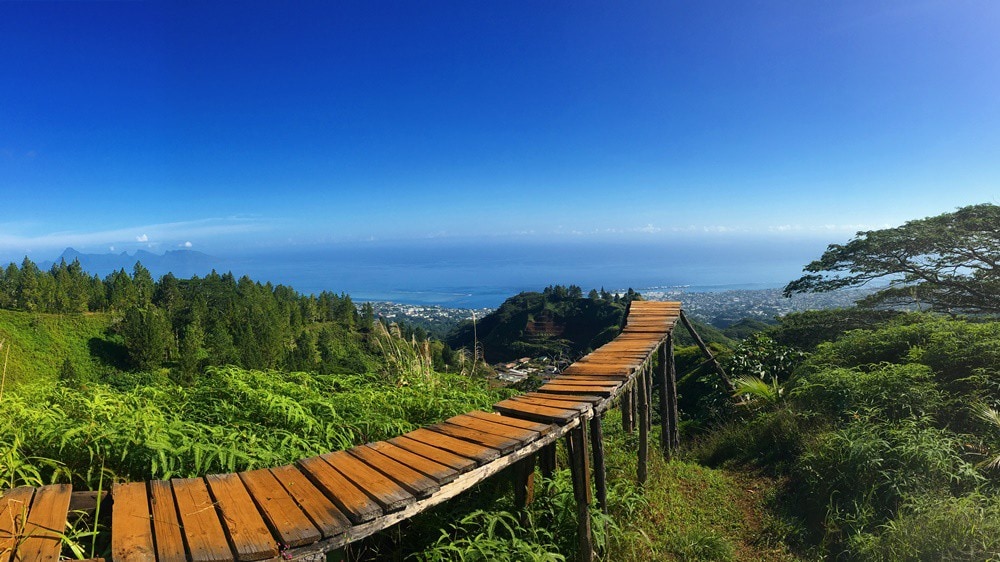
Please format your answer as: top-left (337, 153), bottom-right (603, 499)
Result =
top-left (2, 1), bottom-right (998, 262)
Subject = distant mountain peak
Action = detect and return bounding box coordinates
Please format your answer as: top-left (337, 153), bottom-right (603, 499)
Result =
top-left (41, 247), bottom-right (222, 279)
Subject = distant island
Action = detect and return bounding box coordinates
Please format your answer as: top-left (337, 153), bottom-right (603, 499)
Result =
top-left (40, 247), bottom-right (221, 279)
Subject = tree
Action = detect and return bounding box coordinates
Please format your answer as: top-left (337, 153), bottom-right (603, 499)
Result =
top-left (784, 204), bottom-right (1000, 314)
top-left (118, 305), bottom-right (173, 371)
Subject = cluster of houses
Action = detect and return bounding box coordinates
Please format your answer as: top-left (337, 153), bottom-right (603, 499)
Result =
top-left (494, 356), bottom-right (570, 384)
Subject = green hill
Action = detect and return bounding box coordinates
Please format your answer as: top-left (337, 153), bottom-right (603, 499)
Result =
top-left (447, 285), bottom-right (631, 363)
top-left (0, 309), bottom-right (115, 388)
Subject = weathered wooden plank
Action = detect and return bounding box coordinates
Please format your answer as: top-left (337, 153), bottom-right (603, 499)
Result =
top-left (493, 399), bottom-right (577, 424)
top-left (17, 484), bottom-right (72, 562)
top-left (111, 482), bottom-right (155, 562)
top-left (366, 442), bottom-right (459, 485)
top-left (321, 451), bottom-right (415, 512)
top-left (347, 446), bottom-right (440, 498)
top-left (205, 473), bottom-right (279, 561)
top-left (446, 413), bottom-right (541, 444)
top-left (172, 478), bottom-right (233, 562)
top-left (148, 480), bottom-right (187, 562)
top-left (463, 410), bottom-right (555, 436)
top-left (402, 428), bottom-right (501, 465)
top-left (269, 465), bottom-right (351, 538)
top-left (387, 436), bottom-right (478, 473)
top-left (240, 469), bottom-right (322, 549)
top-left (296, 456), bottom-right (382, 524)
top-left (512, 394), bottom-right (593, 412)
top-left (430, 423), bottom-right (521, 454)
top-left (0, 487), bottom-right (34, 562)
top-left (538, 383), bottom-right (616, 397)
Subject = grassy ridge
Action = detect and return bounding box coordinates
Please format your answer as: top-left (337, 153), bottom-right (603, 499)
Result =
top-left (0, 309), bottom-right (112, 388)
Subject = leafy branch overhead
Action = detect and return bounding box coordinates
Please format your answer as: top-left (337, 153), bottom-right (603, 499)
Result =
top-left (784, 203), bottom-right (1000, 314)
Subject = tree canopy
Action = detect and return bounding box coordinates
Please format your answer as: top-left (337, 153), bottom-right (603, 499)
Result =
top-left (784, 204), bottom-right (1000, 314)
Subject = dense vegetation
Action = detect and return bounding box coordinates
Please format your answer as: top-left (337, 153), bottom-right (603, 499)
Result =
top-left (447, 285), bottom-right (639, 363)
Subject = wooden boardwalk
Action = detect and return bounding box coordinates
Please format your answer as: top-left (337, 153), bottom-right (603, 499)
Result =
top-left (1, 301), bottom-right (686, 562)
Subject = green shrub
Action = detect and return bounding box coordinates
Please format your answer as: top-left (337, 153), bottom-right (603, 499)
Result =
top-left (791, 364), bottom-right (944, 423)
top-left (794, 417), bottom-right (982, 543)
top-left (850, 493), bottom-right (1000, 562)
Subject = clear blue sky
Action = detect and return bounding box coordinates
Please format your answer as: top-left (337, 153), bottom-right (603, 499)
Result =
top-left (2, 1), bottom-right (998, 261)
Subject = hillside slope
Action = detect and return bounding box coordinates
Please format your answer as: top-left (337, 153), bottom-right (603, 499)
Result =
top-left (0, 309), bottom-right (113, 388)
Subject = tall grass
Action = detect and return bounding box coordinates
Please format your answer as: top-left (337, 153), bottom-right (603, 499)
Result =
top-left (0, 365), bottom-right (509, 488)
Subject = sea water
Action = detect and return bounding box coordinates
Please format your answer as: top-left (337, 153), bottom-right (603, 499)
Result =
top-left (225, 238), bottom-right (829, 308)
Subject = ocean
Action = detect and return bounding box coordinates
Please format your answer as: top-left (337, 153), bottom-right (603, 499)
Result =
top-left (224, 238), bottom-right (830, 308)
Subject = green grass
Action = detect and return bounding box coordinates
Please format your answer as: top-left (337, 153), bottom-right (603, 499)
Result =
top-left (0, 309), bottom-right (113, 388)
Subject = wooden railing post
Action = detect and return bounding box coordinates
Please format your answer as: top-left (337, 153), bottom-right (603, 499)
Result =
top-left (621, 387), bottom-right (634, 433)
top-left (513, 452), bottom-right (537, 522)
top-left (667, 333), bottom-right (680, 450)
top-left (540, 443), bottom-right (557, 481)
top-left (567, 421), bottom-right (594, 562)
top-left (637, 365), bottom-right (649, 486)
top-left (589, 414), bottom-right (607, 515)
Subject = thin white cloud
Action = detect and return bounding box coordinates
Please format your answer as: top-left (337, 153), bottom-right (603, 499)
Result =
top-left (0, 217), bottom-right (267, 256)
top-left (181, 241), bottom-right (193, 248)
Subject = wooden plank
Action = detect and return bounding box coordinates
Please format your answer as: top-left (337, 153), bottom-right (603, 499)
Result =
top-left (205, 473), bottom-right (279, 561)
top-left (321, 451), bottom-right (415, 512)
top-left (538, 384), bottom-right (616, 397)
top-left (17, 484), bottom-right (72, 562)
top-left (366, 442), bottom-right (459, 485)
top-left (0, 487), bottom-right (34, 562)
top-left (463, 410), bottom-right (554, 436)
top-left (402, 428), bottom-right (501, 465)
top-left (296, 456), bottom-right (382, 524)
top-left (387, 436), bottom-right (478, 473)
top-left (239, 469), bottom-right (321, 548)
top-left (493, 399), bottom-right (577, 424)
top-left (171, 477), bottom-right (234, 562)
top-left (269, 465), bottom-right (350, 538)
top-left (512, 394), bottom-right (593, 412)
top-left (111, 482), bottom-right (155, 562)
top-left (347, 446), bottom-right (440, 498)
top-left (533, 392), bottom-right (605, 405)
top-left (148, 480), bottom-right (187, 562)
top-left (429, 423), bottom-right (520, 455)
top-left (446, 414), bottom-right (541, 444)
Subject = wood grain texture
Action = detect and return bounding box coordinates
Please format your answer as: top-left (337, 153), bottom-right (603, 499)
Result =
top-left (148, 480), bottom-right (187, 562)
top-left (268, 465), bottom-right (350, 538)
top-left (16, 484), bottom-right (72, 562)
top-left (463, 410), bottom-right (555, 436)
top-left (205, 473), bottom-right (279, 560)
top-left (171, 478), bottom-right (233, 562)
top-left (296, 456), bottom-right (382, 524)
top-left (321, 451), bottom-right (415, 512)
top-left (239, 468), bottom-right (320, 548)
top-left (387, 436), bottom-right (478, 473)
top-left (403, 428), bottom-right (501, 465)
top-left (0, 487), bottom-right (34, 562)
top-left (347, 446), bottom-right (440, 498)
top-left (111, 482), bottom-right (155, 562)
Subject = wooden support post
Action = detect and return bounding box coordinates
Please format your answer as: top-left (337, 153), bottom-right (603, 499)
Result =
top-left (513, 453), bottom-right (537, 525)
top-left (621, 388), bottom-right (634, 433)
top-left (667, 333), bottom-right (680, 450)
top-left (540, 443), bottom-right (557, 481)
top-left (589, 414), bottom-right (607, 515)
top-left (567, 422), bottom-right (594, 562)
top-left (680, 310), bottom-right (733, 392)
top-left (657, 342), bottom-right (671, 457)
top-left (637, 365), bottom-right (649, 486)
